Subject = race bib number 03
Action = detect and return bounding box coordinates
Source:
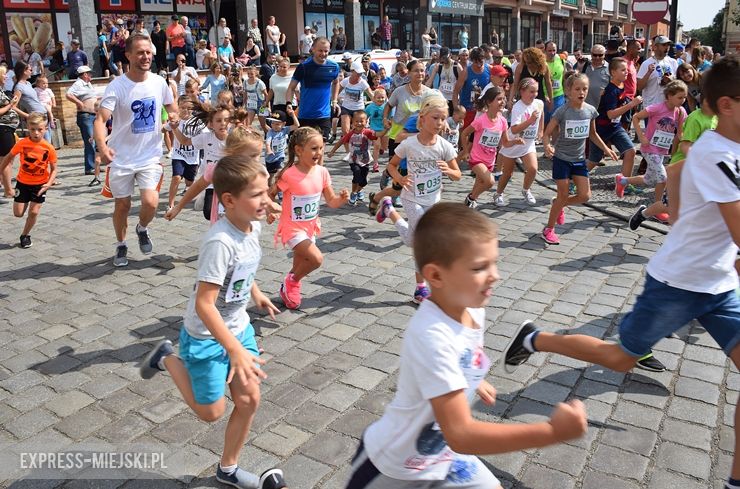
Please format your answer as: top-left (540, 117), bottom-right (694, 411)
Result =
top-left (564, 119), bottom-right (590, 139)
top-left (291, 192), bottom-right (321, 221)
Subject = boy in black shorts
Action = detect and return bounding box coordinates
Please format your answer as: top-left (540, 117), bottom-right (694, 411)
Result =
top-left (0, 112), bottom-right (57, 248)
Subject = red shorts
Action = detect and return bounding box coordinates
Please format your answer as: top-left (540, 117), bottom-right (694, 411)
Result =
top-left (463, 108), bottom-right (477, 130)
top-left (469, 159), bottom-right (494, 172)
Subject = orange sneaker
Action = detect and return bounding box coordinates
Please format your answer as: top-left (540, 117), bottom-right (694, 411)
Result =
top-left (654, 212), bottom-right (670, 223)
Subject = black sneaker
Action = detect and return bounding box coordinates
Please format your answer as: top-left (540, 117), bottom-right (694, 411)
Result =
top-left (259, 468), bottom-right (287, 489)
top-left (113, 244), bottom-right (128, 267)
top-left (136, 225), bottom-right (153, 255)
top-left (503, 320), bottom-right (539, 373)
top-left (216, 465), bottom-right (260, 489)
top-left (636, 351), bottom-right (666, 372)
top-left (88, 177), bottom-right (101, 187)
top-left (629, 205), bottom-right (647, 231)
top-left (19, 235), bottom-right (32, 248)
top-left (139, 339), bottom-right (174, 379)
top-left (327, 133), bottom-right (337, 144)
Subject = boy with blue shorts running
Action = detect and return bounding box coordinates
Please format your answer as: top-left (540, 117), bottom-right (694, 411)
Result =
top-left (140, 156), bottom-right (288, 489)
top-left (504, 55), bottom-right (740, 489)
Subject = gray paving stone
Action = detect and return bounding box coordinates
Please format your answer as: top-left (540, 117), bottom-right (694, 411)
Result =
top-left (5, 408), bottom-right (59, 439)
top-left (329, 409), bottom-right (378, 438)
top-left (519, 464), bottom-right (575, 489)
top-left (674, 376), bottom-right (721, 405)
top-left (535, 444), bottom-right (588, 476)
top-left (588, 445), bottom-right (649, 481)
top-left (656, 442), bottom-right (711, 480)
top-left (44, 390), bottom-right (96, 417)
top-left (279, 454), bottom-right (332, 489)
top-left (581, 470), bottom-right (640, 489)
top-left (610, 401), bottom-right (664, 430)
top-left (668, 397), bottom-right (719, 427)
top-left (340, 366), bottom-right (386, 391)
top-left (648, 470), bottom-right (709, 489)
top-left (599, 422), bottom-right (657, 457)
top-left (299, 430), bottom-right (356, 466)
top-left (252, 423), bottom-right (311, 457)
top-left (286, 402), bottom-right (340, 433)
top-left (520, 380), bottom-right (572, 406)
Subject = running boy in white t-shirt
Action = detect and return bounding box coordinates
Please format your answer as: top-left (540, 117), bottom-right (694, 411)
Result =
top-left (347, 202), bottom-right (588, 488)
top-left (140, 156), bottom-right (288, 489)
top-left (503, 56), bottom-right (740, 489)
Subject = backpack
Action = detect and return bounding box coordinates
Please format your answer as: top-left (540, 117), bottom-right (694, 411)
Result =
top-left (436, 63), bottom-right (459, 80)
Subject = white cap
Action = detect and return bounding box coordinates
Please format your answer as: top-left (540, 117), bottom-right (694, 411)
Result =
top-left (77, 65), bottom-right (92, 74)
top-left (350, 60), bottom-right (365, 73)
top-left (342, 52), bottom-right (352, 60)
top-left (304, 25), bottom-right (312, 30)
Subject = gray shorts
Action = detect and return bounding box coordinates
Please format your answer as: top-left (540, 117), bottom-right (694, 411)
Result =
top-left (346, 442), bottom-right (501, 489)
top-left (643, 153), bottom-right (669, 187)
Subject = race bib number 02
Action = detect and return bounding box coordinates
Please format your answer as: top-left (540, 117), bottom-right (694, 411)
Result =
top-left (291, 192), bottom-right (321, 221)
top-left (564, 119), bottom-right (590, 139)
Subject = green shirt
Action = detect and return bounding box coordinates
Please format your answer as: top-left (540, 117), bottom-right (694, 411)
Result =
top-left (547, 56), bottom-right (565, 98)
top-left (669, 109), bottom-right (718, 164)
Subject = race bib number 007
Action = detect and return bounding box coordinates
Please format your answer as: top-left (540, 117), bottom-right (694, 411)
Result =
top-left (564, 119), bottom-right (590, 139)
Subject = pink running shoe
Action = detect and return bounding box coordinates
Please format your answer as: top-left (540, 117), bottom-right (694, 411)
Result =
top-left (372, 161), bottom-right (379, 172)
top-left (615, 174), bottom-right (626, 198)
top-left (376, 196), bottom-right (393, 223)
top-left (279, 273), bottom-right (301, 309)
top-left (654, 212), bottom-right (670, 223)
top-left (551, 197), bottom-right (565, 225)
top-left (542, 227), bottom-right (560, 245)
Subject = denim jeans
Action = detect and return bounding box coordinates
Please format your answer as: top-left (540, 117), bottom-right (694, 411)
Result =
top-left (76, 112), bottom-right (96, 173)
top-left (381, 39), bottom-right (390, 50)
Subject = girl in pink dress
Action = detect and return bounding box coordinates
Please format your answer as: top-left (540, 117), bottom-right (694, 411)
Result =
top-left (269, 127), bottom-right (349, 309)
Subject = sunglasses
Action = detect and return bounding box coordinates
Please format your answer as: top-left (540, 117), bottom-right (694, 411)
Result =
top-left (591, 53), bottom-right (604, 57)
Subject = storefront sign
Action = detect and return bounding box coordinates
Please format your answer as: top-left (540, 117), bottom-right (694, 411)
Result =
top-left (361, 0), bottom-right (380, 13)
top-left (98, 0), bottom-right (137, 10)
top-left (140, 0), bottom-right (174, 12)
top-left (552, 8), bottom-right (570, 17)
top-left (176, 0), bottom-right (206, 12)
top-left (429, 0), bottom-right (483, 17)
top-left (3, 0), bottom-right (51, 9)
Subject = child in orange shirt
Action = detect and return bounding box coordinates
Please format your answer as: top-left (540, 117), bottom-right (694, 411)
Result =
top-left (0, 112), bottom-right (57, 248)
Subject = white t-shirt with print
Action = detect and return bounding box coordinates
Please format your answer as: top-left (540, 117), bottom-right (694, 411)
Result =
top-left (170, 66), bottom-right (199, 96)
top-left (101, 73), bottom-right (174, 169)
top-left (340, 77), bottom-right (370, 111)
top-left (394, 135), bottom-right (457, 207)
top-left (363, 300), bottom-right (490, 481)
top-left (165, 119), bottom-right (206, 165)
top-left (500, 98), bottom-right (543, 159)
top-left (192, 130), bottom-right (227, 189)
top-left (647, 130), bottom-right (740, 294)
top-left (243, 78), bottom-right (266, 110)
top-left (637, 56), bottom-right (679, 108)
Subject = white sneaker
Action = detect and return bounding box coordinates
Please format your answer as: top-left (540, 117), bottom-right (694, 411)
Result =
top-left (522, 189), bottom-right (536, 205)
top-left (493, 193), bottom-right (506, 206)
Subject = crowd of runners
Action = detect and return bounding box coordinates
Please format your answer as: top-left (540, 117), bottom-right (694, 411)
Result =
top-left (0, 23), bottom-right (738, 489)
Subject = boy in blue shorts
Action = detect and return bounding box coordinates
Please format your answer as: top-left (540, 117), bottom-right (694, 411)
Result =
top-left (140, 156), bottom-right (288, 489)
top-left (504, 55), bottom-right (740, 489)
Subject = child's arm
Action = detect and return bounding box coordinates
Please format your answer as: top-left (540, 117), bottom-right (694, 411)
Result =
top-left (678, 140), bottom-right (692, 157)
top-left (457, 124), bottom-right (475, 161)
top-left (323, 184), bottom-right (350, 208)
top-left (0, 153), bottom-right (14, 173)
top-left (588, 120), bottom-right (618, 161)
top-left (165, 176), bottom-right (209, 220)
top-left (327, 132), bottom-right (349, 157)
top-left (509, 110), bottom-right (540, 135)
top-left (437, 157), bottom-right (461, 181)
top-left (537, 106), bottom-right (545, 140)
top-left (394, 129), bottom-right (412, 144)
top-left (431, 389), bottom-right (586, 455)
top-left (250, 282), bottom-right (280, 319)
top-left (632, 109), bottom-right (650, 146)
top-left (386, 155), bottom-right (411, 190)
top-left (169, 120), bottom-right (192, 146)
top-left (542, 119), bottom-right (559, 158)
top-left (39, 159), bottom-right (57, 195)
top-left (500, 130), bottom-right (524, 148)
top-left (606, 95), bottom-right (642, 121)
top-left (195, 282), bottom-right (266, 385)
top-left (265, 136), bottom-right (274, 156)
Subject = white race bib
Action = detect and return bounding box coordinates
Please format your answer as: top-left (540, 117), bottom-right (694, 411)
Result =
top-left (291, 192), bottom-right (321, 221)
top-left (439, 82), bottom-right (454, 96)
top-left (413, 167), bottom-right (443, 197)
top-left (650, 129), bottom-right (675, 150)
top-left (480, 129), bottom-right (502, 148)
top-left (247, 92), bottom-right (258, 110)
top-left (461, 345), bottom-right (491, 403)
top-left (552, 79), bottom-right (561, 91)
top-left (224, 259), bottom-right (259, 303)
top-left (564, 119), bottom-right (590, 139)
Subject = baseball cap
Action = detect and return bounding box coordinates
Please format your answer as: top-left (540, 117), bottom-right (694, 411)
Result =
top-left (342, 52), bottom-right (352, 60)
top-left (675, 42), bottom-right (685, 50)
top-left (394, 49), bottom-right (403, 57)
top-left (71, 38), bottom-right (80, 45)
top-left (458, 48), bottom-right (469, 55)
top-left (171, 15), bottom-right (179, 21)
top-left (77, 65), bottom-right (92, 74)
top-left (654, 35), bottom-right (672, 45)
top-left (491, 64), bottom-right (508, 77)
top-left (350, 60), bottom-right (365, 73)
top-left (267, 110), bottom-right (288, 123)
top-left (304, 25), bottom-right (311, 30)
top-left (116, 19), bottom-right (124, 25)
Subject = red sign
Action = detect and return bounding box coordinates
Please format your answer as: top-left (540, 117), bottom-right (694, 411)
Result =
top-left (98, 0), bottom-right (136, 10)
top-left (632, 0), bottom-right (669, 25)
top-left (53, 0), bottom-right (68, 10)
top-left (3, 0), bottom-right (51, 9)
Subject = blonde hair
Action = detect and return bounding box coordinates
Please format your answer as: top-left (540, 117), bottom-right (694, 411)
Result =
top-left (519, 77), bottom-right (539, 93)
top-left (224, 126), bottom-right (263, 156)
top-left (27, 112), bottom-right (47, 127)
top-left (564, 72), bottom-right (588, 92)
top-left (212, 155), bottom-right (267, 201)
top-left (216, 90), bottom-right (234, 108)
top-left (663, 79), bottom-right (688, 98)
top-left (416, 95), bottom-right (448, 130)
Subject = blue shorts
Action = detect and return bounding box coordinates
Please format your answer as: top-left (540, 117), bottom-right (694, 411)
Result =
top-left (545, 94), bottom-right (566, 125)
top-left (619, 274), bottom-right (740, 358)
top-left (589, 127), bottom-right (634, 164)
top-left (178, 325), bottom-right (260, 405)
top-left (172, 159), bottom-right (198, 181)
top-left (552, 156), bottom-right (589, 180)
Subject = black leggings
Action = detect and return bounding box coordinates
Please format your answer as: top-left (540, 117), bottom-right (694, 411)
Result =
top-left (0, 125), bottom-right (16, 155)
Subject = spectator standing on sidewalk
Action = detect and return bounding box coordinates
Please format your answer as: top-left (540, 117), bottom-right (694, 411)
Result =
top-left (248, 19), bottom-right (263, 53)
top-left (265, 17), bottom-right (281, 56)
top-left (637, 36), bottom-right (678, 109)
top-left (380, 16), bottom-right (392, 51)
top-left (66, 39), bottom-right (88, 80)
top-left (180, 16), bottom-right (196, 68)
top-left (150, 21), bottom-right (168, 73)
top-left (66, 65), bottom-right (99, 178)
top-left (167, 15), bottom-right (186, 68)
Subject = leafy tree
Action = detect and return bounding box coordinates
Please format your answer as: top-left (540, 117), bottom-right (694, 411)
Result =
top-left (686, 8), bottom-right (724, 50)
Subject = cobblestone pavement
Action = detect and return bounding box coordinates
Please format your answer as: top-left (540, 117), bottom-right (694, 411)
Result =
top-left (0, 143), bottom-right (734, 489)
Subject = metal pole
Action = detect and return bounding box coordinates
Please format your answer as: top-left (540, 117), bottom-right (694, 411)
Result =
top-left (669, 0), bottom-right (678, 41)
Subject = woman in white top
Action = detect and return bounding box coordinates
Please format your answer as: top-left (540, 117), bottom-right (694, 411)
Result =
top-left (339, 61), bottom-right (374, 146)
top-left (420, 29), bottom-right (432, 59)
top-left (494, 78), bottom-right (544, 206)
top-left (267, 56), bottom-right (295, 114)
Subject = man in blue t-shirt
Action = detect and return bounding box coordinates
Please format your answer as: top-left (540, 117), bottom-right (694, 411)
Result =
top-left (286, 37), bottom-right (340, 140)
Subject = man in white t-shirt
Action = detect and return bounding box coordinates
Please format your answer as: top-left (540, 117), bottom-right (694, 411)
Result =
top-left (299, 26), bottom-right (314, 57)
top-left (170, 54), bottom-right (199, 96)
top-left (94, 34), bottom-right (178, 268)
top-left (636, 36), bottom-right (679, 108)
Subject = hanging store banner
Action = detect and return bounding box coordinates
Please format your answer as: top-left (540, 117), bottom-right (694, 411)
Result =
top-left (176, 0), bottom-right (206, 13)
top-left (428, 0), bottom-right (483, 17)
top-left (140, 0), bottom-right (174, 12)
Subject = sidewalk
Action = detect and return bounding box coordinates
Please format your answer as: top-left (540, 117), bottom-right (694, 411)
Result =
top-left (0, 145), bottom-right (731, 489)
